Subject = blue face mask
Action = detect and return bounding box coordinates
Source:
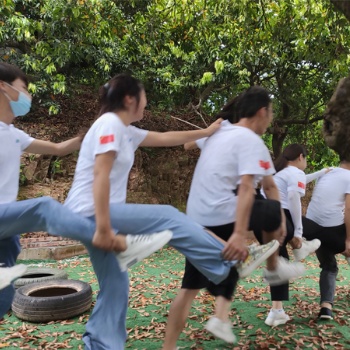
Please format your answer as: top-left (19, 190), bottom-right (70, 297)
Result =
top-left (4, 83), bottom-right (32, 117)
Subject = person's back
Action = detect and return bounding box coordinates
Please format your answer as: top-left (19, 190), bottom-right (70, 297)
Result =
top-left (187, 122), bottom-right (271, 226)
top-left (306, 167), bottom-right (350, 227)
top-left (273, 166), bottom-right (306, 211)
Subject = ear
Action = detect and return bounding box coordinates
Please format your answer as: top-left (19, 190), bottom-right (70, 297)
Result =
top-left (256, 106), bottom-right (267, 117)
top-left (123, 95), bottom-right (135, 108)
top-left (0, 81), bottom-right (7, 92)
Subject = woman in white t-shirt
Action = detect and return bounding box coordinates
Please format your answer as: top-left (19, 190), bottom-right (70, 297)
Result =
top-left (264, 143), bottom-right (326, 327)
top-left (163, 87), bottom-right (305, 349)
top-left (64, 74), bottom-right (278, 350)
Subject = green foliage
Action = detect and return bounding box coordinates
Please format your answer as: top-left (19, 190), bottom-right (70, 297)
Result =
top-left (1, 0), bottom-right (350, 157)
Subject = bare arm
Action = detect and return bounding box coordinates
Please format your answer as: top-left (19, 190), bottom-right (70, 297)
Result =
top-left (92, 151), bottom-right (117, 251)
top-left (343, 194), bottom-right (350, 257)
top-left (222, 174), bottom-right (255, 261)
top-left (24, 137), bottom-right (82, 156)
top-left (261, 175), bottom-right (280, 201)
top-left (261, 175), bottom-right (287, 243)
top-left (139, 118), bottom-right (222, 147)
top-left (184, 141), bottom-right (198, 150)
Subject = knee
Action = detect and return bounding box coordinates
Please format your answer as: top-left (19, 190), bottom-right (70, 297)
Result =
top-left (161, 205), bottom-right (181, 218)
top-left (35, 196), bottom-right (58, 212)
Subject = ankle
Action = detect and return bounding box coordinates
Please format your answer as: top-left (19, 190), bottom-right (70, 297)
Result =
top-left (289, 237), bottom-right (302, 249)
top-left (114, 235), bottom-right (127, 251)
top-left (321, 302), bottom-right (332, 310)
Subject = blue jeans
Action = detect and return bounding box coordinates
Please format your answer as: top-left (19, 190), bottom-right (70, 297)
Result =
top-left (0, 198), bottom-right (233, 350)
top-left (0, 236), bottom-right (21, 318)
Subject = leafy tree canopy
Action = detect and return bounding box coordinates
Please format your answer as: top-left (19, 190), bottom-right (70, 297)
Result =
top-left (1, 0), bottom-right (349, 161)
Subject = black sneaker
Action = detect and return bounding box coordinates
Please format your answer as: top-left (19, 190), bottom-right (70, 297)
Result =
top-left (318, 307), bottom-right (333, 320)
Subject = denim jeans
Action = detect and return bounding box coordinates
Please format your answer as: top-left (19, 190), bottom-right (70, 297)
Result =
top-left (0, 236), bottom-right (21, 318)
top-left (0, 197), bottom-right (234, 350)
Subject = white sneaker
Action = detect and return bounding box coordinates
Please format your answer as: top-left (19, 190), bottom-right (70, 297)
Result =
top-left (205, 316), bottom-right (237, 343)
top-left (116, 230), bottom-right (173, 271)
top-left (265, 309), bottom-right (290, 327)
top-left (293, 238), bottom-right (321, 261)
top-left (0, 264), bottom-right (28, 291)
top-left (263, 257), bottom-right (305, 286)
top-left (237, 240), bottom-right (279, 278)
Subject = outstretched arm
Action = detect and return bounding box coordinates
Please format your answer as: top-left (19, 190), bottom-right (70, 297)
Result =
top-left (306, 168), bottom-right (331, 184)
top-left (139, 118), bottom-right (222, 147)
top-left (24, 136), bottom-right (82, 156)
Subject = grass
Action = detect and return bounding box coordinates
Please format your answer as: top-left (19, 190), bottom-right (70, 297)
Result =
top-left (1, 247), bottom-right (350, 350)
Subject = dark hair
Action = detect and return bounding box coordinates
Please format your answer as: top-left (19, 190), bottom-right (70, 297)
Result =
top-left (235, 86), bottom-right (271, 120)
top-left (215, 94), bottom-right (241, 123)
top-left (97, 73), bottom-right (144, 117)
top-left (0, 62), bottom-right (28, 87)
top-left (274, 143), bottom-right (307, 172)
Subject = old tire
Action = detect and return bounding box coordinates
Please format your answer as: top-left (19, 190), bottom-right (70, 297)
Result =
top-left (12, 279), bottom-right (92, 322)
top-left (14, 267), bottom-right (68, 289)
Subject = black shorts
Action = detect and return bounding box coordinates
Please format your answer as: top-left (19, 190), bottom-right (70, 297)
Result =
top-left (181, 198), bottom-right (281, 300)
top-left (181, 222), bottom-right (238, 300)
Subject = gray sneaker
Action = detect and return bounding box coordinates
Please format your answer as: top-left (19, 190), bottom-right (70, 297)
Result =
top-left (263, 257), bottom-right (305, 286)
top-left (116, 230), bottom-right (173, 271)
top-left (0, 264), bottom-right (28, 291)
top-left (237, 240), bottom-right (279, 279)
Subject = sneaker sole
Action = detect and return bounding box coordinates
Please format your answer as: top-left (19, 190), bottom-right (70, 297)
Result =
top-left (264, 265), bottom-right (305, 286)
top-left (0, 264), bottom-right (28, 291)
top-left (239, 240), bottom-right (279, 278)
top-left (265, 317), bottom-right (290, 327)
top-left (205, 325), bottom-right (237, 343)
top-left (117, 230), bottom-right (173, 271)
top-left (319, 315), bottom-right (333, 320)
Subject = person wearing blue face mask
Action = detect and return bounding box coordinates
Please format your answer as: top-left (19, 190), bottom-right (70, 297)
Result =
top-left (0, 62), bottom-right (173, 321)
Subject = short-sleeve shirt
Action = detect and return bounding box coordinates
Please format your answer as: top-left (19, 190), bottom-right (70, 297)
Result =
top-left (186, 122), bottom-right (275, 226)
top-left (273, 166), bottom-right (306, 210)
top-left (0, 122), bottom-right (34, 203)
top-left (306, 167), bottom-right (350, 227)
top-left (64, 113), bottom-right (148, 217)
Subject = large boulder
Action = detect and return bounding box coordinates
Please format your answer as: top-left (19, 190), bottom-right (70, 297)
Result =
top-left (323, 77), bottom-right (350, 161)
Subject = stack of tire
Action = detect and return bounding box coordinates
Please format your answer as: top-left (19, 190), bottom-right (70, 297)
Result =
top-left (12, 267), bottom-right (92, 322)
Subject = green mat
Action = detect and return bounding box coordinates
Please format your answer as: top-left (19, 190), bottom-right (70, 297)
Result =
top-left (1, 247), bottom-right (349, 349)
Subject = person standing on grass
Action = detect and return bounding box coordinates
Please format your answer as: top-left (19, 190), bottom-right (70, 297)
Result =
top-left (303, 158), bottom-right (350, 320)
top-left (0, 62), bottom-right (172, 320)
top-left (63, 74), bottom-right (281, 350)
top-left (263, 143), bottom-right (326, 327)
top-left (162, 86), bottom-right (305, 350)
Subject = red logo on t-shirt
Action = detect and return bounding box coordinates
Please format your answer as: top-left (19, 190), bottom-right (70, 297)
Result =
top-left (100, 134), bottom-right (114, 144)
top-left (298, 181), bottom-right (305, 189)
top-left (259, 160), bottom-right (271, 170)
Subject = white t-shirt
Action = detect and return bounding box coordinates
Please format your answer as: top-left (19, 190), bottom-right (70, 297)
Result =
top-left (273, 166), bottom-right (306, 209)
top-left (0, 122), bottom-right (34, 204)
top-left (306, 167), bottom-right (350, 227)
top-left (64, 113), bottom-right (148, 217)
top-left (186, 122), bottom-right (275, 226)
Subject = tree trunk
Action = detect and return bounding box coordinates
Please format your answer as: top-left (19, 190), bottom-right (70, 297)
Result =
top-left (271, 128), bottom-right (287, 159)
top-left (330, 0), bottom-right (350, 21)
